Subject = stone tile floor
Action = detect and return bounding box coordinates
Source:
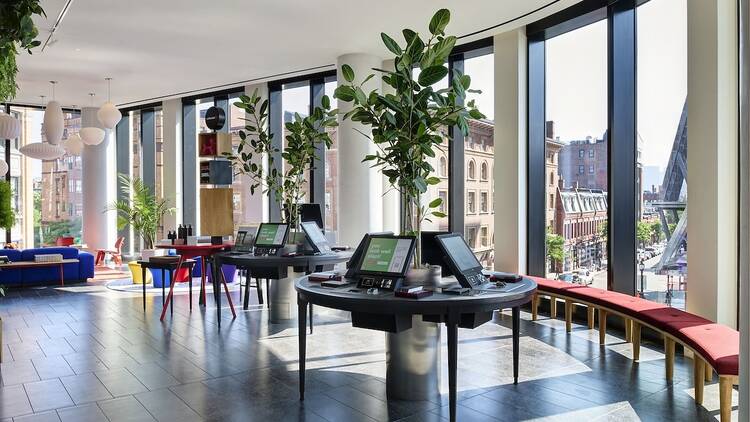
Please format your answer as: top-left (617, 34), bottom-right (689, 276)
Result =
top-left (0, 279), bottom-right (739, 421)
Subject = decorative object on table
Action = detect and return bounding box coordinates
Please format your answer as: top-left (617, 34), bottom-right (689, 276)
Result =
top-left (0, 180), bottom-right (14, 238)
top-left (0, 0), bottom-right (45, 102)
top-left (97, 78), bottom-right (122, 129)
top-left (34, 253), bottom-right (63, 263)
top-left (225, 88), bottom-right (338, 230)
top-left (107, 175), bottom-right (174, 261)
top-left (80, 93), bottom-right (106, 146)
top-left (63, 132), bottom-right (83, 155)
top-left (333, 9), bottom-right (484, 267)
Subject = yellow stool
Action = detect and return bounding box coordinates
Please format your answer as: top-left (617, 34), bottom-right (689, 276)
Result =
top-left (128, 261), bottom-right (154, 285)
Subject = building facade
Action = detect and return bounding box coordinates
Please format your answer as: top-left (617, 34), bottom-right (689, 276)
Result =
top-left (554, 185), bottom-right (608, 273)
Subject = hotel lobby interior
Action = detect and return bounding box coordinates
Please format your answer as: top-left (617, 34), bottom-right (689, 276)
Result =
top-left (0, 1), bottom-right (748, 421)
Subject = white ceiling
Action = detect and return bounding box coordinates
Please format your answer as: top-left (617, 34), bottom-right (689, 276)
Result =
top-left (14, 0), bottom-right (580, 108)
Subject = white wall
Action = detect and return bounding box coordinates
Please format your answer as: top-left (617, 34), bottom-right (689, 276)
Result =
top-left (492, 30), bottom-right (528, 273)
top-left (686, 0), bottom-right (738, 326)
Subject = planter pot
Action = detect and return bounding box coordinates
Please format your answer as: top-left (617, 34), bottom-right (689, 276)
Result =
top-left (128, 261), bottom-right (153, 285)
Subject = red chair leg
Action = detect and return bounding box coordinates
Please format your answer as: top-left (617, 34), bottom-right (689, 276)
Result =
top-left (219, 268), bottom-right (236, 318)
top-left (160, 256), bottom-right (184, 321)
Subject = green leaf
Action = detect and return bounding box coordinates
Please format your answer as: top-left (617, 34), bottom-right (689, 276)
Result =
top-left (321, 95), bottom-right (330, 109)
top-left (469, 109), bottom-right (486, 120)
top-left (403, 29), bottom-right (417, 44)
top-left (429, 9), bottom-right (451, 35)
top-left (381, 32), bottom-right (402, 55)
top-left (431, 211), bottom-right (447, 218)
top-left (334, 85), bottom-right (355, 102)
top-left (418, 65), bottom-right (448, 87)
top-left (414, 177), bottom-right (427, 193)
top-left (428, 197), bottom-right (443, 208)
top-left (341, 64), bottom-right (355, 82)
top-left (426, 176), bottom-right (441, 185)
top-left (354, 87), bottom-right (367, 104)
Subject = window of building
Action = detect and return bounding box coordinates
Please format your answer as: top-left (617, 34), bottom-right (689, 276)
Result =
top-left (589, 150), bottom-right (595, 158)
top-left (589, 164), bottom-right (595, 174)
top-left (480, 226), bottom-right (489, 247)
top-left (439, 156), bottom-right (448, 178)
top-left (467, 190), bottom-right (476, 214)
top-left (480, 191), bottom-right (489, 213)
top-left (467, 160), bottom-right (476, 180)
top-left (438, 190), bottom-right (448, 213)
top-left (578, 165), bottom-right (585, 175)
top-left (465, 227), bottom-right (478, 249)
top-left (480, 161), bottom-right (488, 180)
top-left (636, 0), bottom-right (687, 309)
top-left (579, 149), bottom-right (585, 158)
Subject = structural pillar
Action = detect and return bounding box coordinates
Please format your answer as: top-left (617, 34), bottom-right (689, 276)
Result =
top-left (686, 0), bottom-right (738, 326)
top-left (336, 53), bottom-right (384, 246)
top-left (81, 106), bottom-right (116, 251)
top-left (493, 30), bottom-right (528, 273)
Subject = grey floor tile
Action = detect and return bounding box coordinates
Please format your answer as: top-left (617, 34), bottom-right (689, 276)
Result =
top-left (0, 384), bottom-right (33, 418)
top-left (23, 379), bottom-right (74, 412)
top-left (31, 356), bottom-right (75, 380)
top-left (60, 373), bottom-right (113, 404)
top-left (57, 403), bottom-right (109, 422)
top-left (94, 368), bottom-right (148, 397)
top-left (134, 388), bottom-right (202, 422)
top-left (126, 363), bottom-right (179, 391)
top-left (12, 410), bottom-right (61, 422)
top-left (0, 360), bottom-right (39, 386)
top-left (98, 396), bottom-right (156, 422)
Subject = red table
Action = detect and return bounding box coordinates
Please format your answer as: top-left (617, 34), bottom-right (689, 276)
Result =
top-left (155, 244), bottom-right (236, 324)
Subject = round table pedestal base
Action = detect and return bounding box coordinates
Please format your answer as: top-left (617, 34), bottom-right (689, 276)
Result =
top-left (270, 272), bottom-right (303, 323)
top-left (386, 315), bottom-right (441, 400)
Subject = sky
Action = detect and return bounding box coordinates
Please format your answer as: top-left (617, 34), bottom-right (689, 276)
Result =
top-left (545, 0), bottom-right (687, 170)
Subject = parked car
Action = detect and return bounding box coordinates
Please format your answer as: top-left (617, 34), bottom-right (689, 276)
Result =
top-left (573, 268), bottom-right (593, 285)
top-left (556, 273), bottom-right (577, 284)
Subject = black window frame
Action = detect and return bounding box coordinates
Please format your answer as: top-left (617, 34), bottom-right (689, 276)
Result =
top-left (527, 0), bottom-right (637, 295)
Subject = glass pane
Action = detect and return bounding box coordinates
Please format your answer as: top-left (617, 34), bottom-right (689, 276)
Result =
top-left (464, 52), bottom-right (494, 268)
top-left (324, 78), bottom-right (339, 241)
top-left (9, 106), bottom-right (44, 248)
top-left (637, 0), bottom-right (688, 308)
top-left (545, 20), bottom-right (609, 287)
top-left (129, 110), bottom-right (142, 253)
top-left (229, 95), bottom-right (253, 231)
top-left (282, 82), bottom-right (310, 204)
top-left (154, 109), bottom-right (164, 239)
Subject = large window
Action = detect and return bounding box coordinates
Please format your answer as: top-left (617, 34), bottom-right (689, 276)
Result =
top-left (324, 77), bottom-right (339, 239)
top-left (8, 106), bottom-right (82, 247)
top-left (281, 81), bottom-right (311, 204)
top-left (636, 0), bottom-right (688, 309)
top-left (463, 50), bottom-right (495, 268)
top-left (543, 19), bottom-right (609, 288)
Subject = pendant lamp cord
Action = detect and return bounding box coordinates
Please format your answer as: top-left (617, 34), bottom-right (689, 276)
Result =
top-left (49, 81), bottom-right (57, 101)
top-left (105, 78), bottom-right (112, 102)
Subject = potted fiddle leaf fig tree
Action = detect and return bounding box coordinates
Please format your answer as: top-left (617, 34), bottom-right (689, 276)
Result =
top-left (334, 8), bottom-right (484, 267)
top-left (226, 90), bottom-right (338, 233)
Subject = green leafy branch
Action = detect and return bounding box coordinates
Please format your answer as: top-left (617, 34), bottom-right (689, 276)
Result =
top-left (0, 0), bottom-right (45, 101)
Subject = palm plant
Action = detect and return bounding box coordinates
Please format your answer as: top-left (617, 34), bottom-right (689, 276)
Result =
top-left (107, 175), bottom-right (173, 250)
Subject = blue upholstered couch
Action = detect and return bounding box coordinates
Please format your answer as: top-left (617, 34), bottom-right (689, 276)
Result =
top-left (0, 247), bottom-right (95, 285)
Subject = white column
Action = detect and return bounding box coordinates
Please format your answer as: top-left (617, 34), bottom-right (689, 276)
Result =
top-left (161, 99), bottom-right (182, 233)
top-left (81, 107), bottom-right (116, 251)
top-left (337, 53), bottom-right (384, 246)
top-left (686, 0), bottom-right (738, 326)
top-left (242, 83), bottom-right (269, 224)
top-left (493, 30), bottom-right (528, 273)
top-left (380, 59), bottom-right (400, 234)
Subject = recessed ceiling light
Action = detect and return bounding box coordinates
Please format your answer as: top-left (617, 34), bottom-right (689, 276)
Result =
top-left (75, 48), bottom-right (81, 52)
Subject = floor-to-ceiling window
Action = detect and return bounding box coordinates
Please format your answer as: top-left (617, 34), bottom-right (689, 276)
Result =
top-left (324, 76), bottom-right (339, 238)
top-left (636, 0), bottom-right (688, 309)
top-left (6, 106), bottom-right (82, 248)
top-left (281, 81), bottom-right (312, 205)
top-left (543, 20), bottom-right (609, 287)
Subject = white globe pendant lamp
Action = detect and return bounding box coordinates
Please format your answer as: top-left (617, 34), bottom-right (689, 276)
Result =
top-left (80, 93), bottom-right (105, 146)
top-left (0, 112), bottom-right (21, 140)
top-left (97, 77), bottom-right (121, 129)
top-left (64, 133), bottom-right (84, 155)
top-left (20, 87), bottom-right (65, 161)
top-left (43, 81), bottom-right (64, 145)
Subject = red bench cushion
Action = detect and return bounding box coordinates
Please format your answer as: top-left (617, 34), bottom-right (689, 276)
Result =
top-left (679, 323), bottom-right (739, 375)
top-left (528, 276), bottom-right (585, 295)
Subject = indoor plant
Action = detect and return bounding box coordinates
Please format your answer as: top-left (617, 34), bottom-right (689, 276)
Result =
top-left (107, 174), bottom-right (174, 261)
top-left (334, 9), bottom-right (484, 266)
top-left (0, 180), bottom-right (15, 244)
top-left (0, 1), bottom-right (45, 102)
top-left (226, 90), bottom-right (338, 231)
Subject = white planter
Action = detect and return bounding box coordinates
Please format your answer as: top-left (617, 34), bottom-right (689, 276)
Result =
top-left (140, 249), bottom-right (164, 262)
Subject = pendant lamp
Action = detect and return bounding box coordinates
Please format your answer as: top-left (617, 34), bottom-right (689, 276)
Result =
top-left (97, 77), bottom-right (121, 129)
top-left (80, 93), bottom-right (105, 146)
top-left (43, 81), bottom-right (64, 145)
top-left (0, 112), bottom-right (21, 140)
top-left (20, 89), bottom-right (65, 161)
top-left (64, 133), bottom-right (84, 155)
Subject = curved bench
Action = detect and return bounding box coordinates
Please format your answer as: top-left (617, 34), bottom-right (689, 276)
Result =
top-left (528, 276), bottom-right (738, 422)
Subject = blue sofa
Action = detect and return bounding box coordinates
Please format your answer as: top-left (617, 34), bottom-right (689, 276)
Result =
top-left (0, 247), bottom-right (95, 286)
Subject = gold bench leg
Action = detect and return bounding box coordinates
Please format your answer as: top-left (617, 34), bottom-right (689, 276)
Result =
top-left (598, 309), bottom-right (607, 345)
top-left (693, 357), bottom-right (705, 405)
top-left (719, 375), bottom-right (736, 422)
top-left (632, 321), bottom-right (641, 361)
top-left (550, 297), bottom-right (557, 320)
top-left (664, 337), bottom-right (675, 382)
top-left (565, 300), bottom-right (573, 333)
top-left (531, 294), bottom-right (539, 321)
top-left (587, 306), bottom-right (595, 329)
top-left (705, 364), bottom-right (713, 382)
top-left (624, 318), bottom-right (632, 343)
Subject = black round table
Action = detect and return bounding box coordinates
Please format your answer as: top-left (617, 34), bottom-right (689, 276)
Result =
top-left (214, 251), bottom-right (352, 324)
top-left (295, 276), bottom-right (537, 422)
